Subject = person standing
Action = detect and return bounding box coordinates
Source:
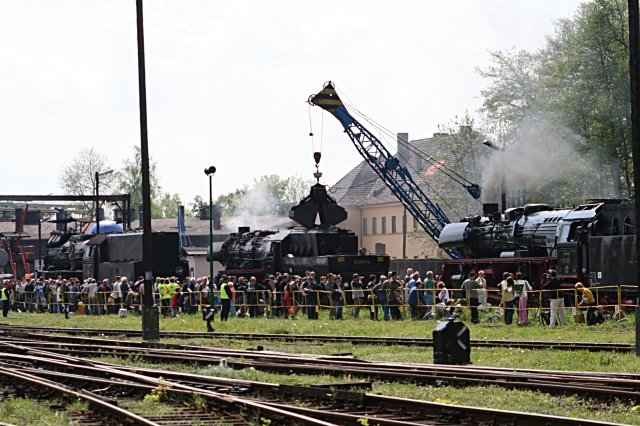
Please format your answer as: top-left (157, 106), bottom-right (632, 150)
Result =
top-left (388, 271), bottom-right (402, 320)
top-left (219, 276), bottom-right (232, 321)
top-left (331, 275), bottom-right (344, 320)
top-left (544, 270), bottom-right (567, 327)
top-left (351, 274), bottom-right (365, 319)
top-left (476, 270), bottom-right (488, 308)
top-left (514, 272), bottom-right (532, 325)
top-left (500, 272), bottom-right (516, 325)
top-left (1, 282), bottom-right (10, 317)
top-left (461, 272), bottom-right (481, 324)
top-left (422, 271), bottom-right (435, 313)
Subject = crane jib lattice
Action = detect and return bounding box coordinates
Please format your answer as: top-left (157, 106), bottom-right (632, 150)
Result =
top-left (309, 82), bottom-right (463, 259)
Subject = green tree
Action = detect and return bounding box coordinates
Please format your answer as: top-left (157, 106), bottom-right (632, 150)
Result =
top-left (116, 146), bottom-right (163, 218)
top-left (215, 187), bottom-right (248, 216)
top-left (477, 0), bottom-right (631, 201)
top-left (187, 195), bottom-right (207, 217)
top-left (158, 193), bottom-right (182, 219)
top-left (282, 175), bottom-right (315, 203)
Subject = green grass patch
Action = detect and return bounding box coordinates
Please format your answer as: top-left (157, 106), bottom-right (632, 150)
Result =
top-left (0, 398), bottom-right (76, 425)
top-left (2, 310), bottom-right (636, 343)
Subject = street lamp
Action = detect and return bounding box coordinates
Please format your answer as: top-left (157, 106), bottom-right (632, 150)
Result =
top-left (482, 140), bottom-right (507, 213)
top-left (95, 169), bottom-right (114, 235)
top-left (204, 166), bottom-right (217, 293)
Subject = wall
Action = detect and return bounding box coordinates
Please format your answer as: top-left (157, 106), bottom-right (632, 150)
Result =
top-left (356, 203), bottom-right (440, 259)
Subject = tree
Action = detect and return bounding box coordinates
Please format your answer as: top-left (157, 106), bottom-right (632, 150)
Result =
top-left (187, 195), bottom-right (207, 217)
top-left (215, 187), bottom-right (248, 216)
top-left (476, 0), bottom-right (631, 203)
top-left (214, 174), bottom-right (314, 216)
top-left (58, 147), bottom-right (116, 211)
top-left (158, 193), bottom-right (182, 219)
top-left (116, 146), bottom-right (163, 219)
top-left (282, 175), bottom-right (315, 203)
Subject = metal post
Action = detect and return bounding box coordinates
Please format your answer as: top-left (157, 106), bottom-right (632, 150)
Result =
top-left (95, 171), bottom-right (100, 235)
top-left (137, 0), bottom-right (159, 341)
top-left (628, 0), bottom-right (640, 356)
top-left (209, 175), bottom-right (214, 286)
top-left (205, 166), bottom-right (217, 296)
top-left (95, 171), bottom-right (100, 281)
top-left (37, 212), bottom-right (41, 271)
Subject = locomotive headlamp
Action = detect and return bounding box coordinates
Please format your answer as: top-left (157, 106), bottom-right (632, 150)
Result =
top-left (204, 166), bottom-right (217, 176)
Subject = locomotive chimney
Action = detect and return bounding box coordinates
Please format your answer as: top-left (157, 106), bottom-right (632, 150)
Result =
top-left (55, 208), bottom-right (67, 231)
top-left (213, 205), bottom-right (222, 230)
top-left (483, 203), bottom-right (499, 215)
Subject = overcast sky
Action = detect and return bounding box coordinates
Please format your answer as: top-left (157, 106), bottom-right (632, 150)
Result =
top-left (0, 0), bottom-right (583, 204)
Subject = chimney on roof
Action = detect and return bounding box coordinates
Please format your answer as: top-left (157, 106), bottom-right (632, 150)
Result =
top-left (397, 133), bottom-right (410, 165)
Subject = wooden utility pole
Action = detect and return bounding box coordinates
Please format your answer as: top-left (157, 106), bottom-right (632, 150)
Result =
top-left (137, 0), bottom-right (159, 340)
top-left (627, 0), bottom-right (640, 356)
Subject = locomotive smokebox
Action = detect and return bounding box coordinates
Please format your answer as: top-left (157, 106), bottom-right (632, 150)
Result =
top-left (433, 319), bottom-right (470, 365)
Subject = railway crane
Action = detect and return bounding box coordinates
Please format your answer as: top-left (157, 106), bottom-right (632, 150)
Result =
top-left (309, 81), bottom-right (480, 259)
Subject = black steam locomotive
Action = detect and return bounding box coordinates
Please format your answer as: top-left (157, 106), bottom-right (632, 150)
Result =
top-left (439, 199), bottom-right (636, 288)
top-left (42, 230), bottom-right (188, 281)
top-left (210, 183), bottom-right (390, 280)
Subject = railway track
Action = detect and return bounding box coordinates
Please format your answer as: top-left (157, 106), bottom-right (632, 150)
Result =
top-left (2, 331), bottom-right (638, 405)
top-left (0, 341), bottom-right (620, 425)
top-left (0, 323), bottom-right (633, 352)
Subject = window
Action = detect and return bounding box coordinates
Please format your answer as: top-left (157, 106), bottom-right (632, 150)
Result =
top-left (391, 216), bottom-right (397, 233)
top-left (362, 218), bottom-right (368, 235)
top-left (372, 217), bottom-right (377, 235)
top-left (381, 216), bottom-right (387, 234)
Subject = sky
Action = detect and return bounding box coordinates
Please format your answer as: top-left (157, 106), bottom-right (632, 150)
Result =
top-left (0, 0), bottom-right (584, 205)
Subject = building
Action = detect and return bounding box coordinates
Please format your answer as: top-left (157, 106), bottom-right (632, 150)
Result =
top-left (329, 132), bottom-right (482, 260)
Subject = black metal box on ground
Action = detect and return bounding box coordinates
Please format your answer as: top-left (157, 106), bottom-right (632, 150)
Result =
top-left (433, 320), bottom-right (471, 365)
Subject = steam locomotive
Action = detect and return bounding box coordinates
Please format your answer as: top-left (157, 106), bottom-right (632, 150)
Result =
top-left (210, 183), bottom-right (390, 281)
top-left (438, 199), bottom-right (636, 289)
top-left (41, 229), bottom-right (188, 281)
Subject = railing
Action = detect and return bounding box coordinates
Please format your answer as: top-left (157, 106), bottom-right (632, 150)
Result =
top-left (2, 285), bottom-right (637, 323)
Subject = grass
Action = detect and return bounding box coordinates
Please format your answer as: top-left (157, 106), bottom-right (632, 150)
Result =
top-left (0, 398), bottom-right (77, 426)
top-left (2, 309), bottom-right (636, 343)
top-left (2, 310), bottom-right (639, 424)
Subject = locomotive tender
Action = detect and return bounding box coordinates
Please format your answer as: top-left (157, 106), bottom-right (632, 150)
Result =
top-left (439, 199), bottom-right (636, 288)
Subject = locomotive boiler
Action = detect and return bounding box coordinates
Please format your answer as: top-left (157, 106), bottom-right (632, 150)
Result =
top-left (210, 183), bottom-right (390, 280)
top-left (439, 199), bottom-right (637, 288)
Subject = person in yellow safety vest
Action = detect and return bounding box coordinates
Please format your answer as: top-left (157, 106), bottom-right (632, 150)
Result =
top-left (1, 281), bottom-right (10, 318)
top-left (167, 277), bottom-right (181, 317)
top-left (158, 278), bottom-right (170, 317)
top-left (219, 275), bottom-right (231, 321)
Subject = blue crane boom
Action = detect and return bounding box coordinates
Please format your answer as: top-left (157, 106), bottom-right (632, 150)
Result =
top-left (309, 81), bottom-right (463, 259)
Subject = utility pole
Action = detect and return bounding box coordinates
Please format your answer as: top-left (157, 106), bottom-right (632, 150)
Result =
top-left (136, 0), bottom-right (159, 341)
top-left (628, 0), bottom-right (640, 356)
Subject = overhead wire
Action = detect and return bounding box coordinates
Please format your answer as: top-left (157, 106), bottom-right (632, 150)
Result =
top-left (336, 94), bottom-right (464, 217)
top-left (338, 89), bottom-right (476, 187)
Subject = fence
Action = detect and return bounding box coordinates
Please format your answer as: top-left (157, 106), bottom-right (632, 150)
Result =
top-left (3, 285), bottom-right (637, 322)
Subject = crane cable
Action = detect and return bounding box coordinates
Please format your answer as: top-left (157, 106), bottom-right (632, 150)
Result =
top-left (334, 89), bottom-right (465, 219)
top-left (338, 89), bottom-right (477, 188)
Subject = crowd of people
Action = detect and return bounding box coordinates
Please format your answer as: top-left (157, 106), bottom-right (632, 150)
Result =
top-left (0, 267), bottom-right (621, 326)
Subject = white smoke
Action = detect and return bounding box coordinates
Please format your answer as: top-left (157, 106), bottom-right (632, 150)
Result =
top-left (225, 185), bottom-right (279, 231)
top-left (481, 114), bottom-right (607, 205)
